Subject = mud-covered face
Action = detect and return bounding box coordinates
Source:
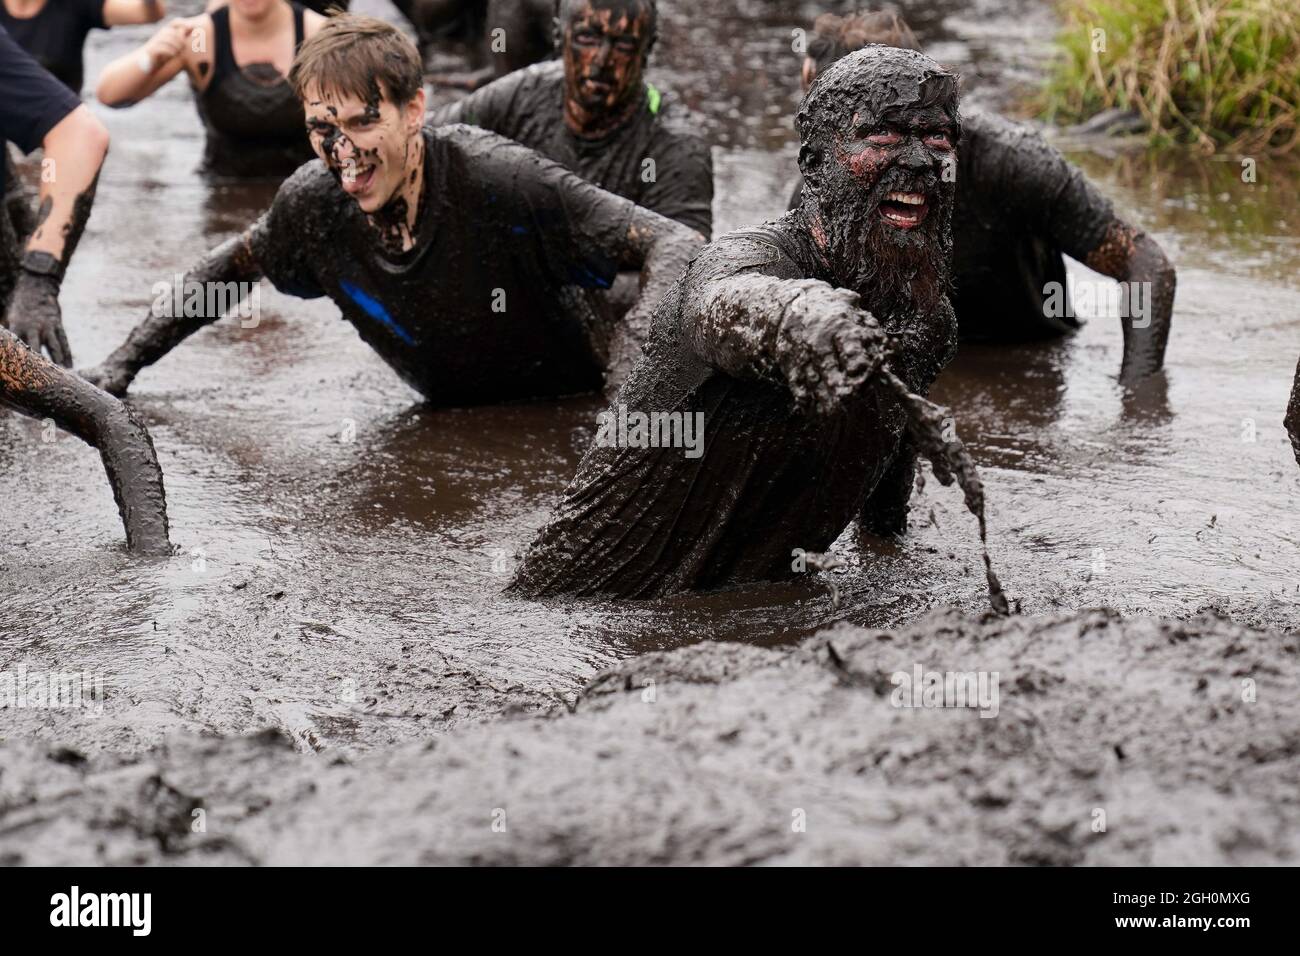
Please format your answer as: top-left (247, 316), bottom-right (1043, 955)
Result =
top-left (833, 103), bottom-right (955, 233)
top-left (303, 82), bottom-right (424, 215)
top-left (561, 0), bottom-right (651, 128)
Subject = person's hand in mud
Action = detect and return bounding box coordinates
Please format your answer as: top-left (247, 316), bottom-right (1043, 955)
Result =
top-left (775, 296), bottom-right (888, 415)
top-left (3, 251), bottom-right (71, 366)
top-left (77, 358), bottom-right (135, 397)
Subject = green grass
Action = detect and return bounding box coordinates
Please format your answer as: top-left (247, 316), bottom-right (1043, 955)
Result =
top-left (1041, 0), bottom-right (1300, 153)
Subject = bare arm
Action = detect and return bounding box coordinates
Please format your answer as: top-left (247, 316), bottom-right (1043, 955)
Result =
top-left (3, 106), bottom-right (110, 366)
top-left (96, 18), bottom-right (197, 106)
top-left (80, 230), bottom-right (263, 395)
top-left (102, 0), bottom-right (167, 26)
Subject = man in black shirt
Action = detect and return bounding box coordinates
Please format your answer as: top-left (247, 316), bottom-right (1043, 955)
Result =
top-left (80, 14), bottom-right (702, 407)
top-left (787, 12), bottom-right (1175, 386)
top-left (429, 0), bottom-right (713, 239)
top-left (511, 46), bottom-right (962, 598)
top-left (0, 25), bottom-right (170, 553)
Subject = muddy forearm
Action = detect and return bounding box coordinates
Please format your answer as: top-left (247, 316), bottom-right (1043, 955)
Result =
top-left (104, 232), bottom-right (263, 380)
top-left (1286, 357), bottom-right (1300, 468)
top-left (27, 108), bottom-right (108, 266)
top-left (0, 329), bottom-right (169, 552)
top-left (1085, 222), bottom-right (1175, 382)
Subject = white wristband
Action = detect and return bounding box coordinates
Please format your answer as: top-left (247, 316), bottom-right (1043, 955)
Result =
top-left (135, 50), bottom-right (153, 75)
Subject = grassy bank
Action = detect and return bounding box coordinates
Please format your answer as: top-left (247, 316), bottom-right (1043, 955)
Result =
top-left (1041, 0), bottom-right (1300, 153)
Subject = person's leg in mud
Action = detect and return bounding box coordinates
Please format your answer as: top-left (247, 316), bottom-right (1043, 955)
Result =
top-left (0, 327), bottom-right (170, 552)
top-left (509, 46), bottom-right (997, 600)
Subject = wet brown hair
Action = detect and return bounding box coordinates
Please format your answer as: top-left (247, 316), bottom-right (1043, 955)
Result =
top-left (807, 10), bottom-right (921, 74)
top-left (288, 14), bottom-right (423, 106)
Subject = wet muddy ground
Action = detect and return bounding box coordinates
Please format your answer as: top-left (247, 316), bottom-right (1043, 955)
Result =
top-left (2, 0), bottom-right (1298, 863)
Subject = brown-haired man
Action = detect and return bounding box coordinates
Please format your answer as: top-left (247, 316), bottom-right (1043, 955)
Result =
top-left (79, 14), bottom-right (703, 406)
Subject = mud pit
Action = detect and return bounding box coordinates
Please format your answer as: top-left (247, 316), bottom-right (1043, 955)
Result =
top-left (2, 0), bottom-right (1300, 865)
top-left (4, 608), bottom-right (1297, 865)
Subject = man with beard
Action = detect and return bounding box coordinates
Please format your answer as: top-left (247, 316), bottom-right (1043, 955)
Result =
top-left (510, 45), bottom-right (961, 598)
top-left (790, 11), bottom-right (1175, 383)
top-left (78, 15), bottom-right (702, 406)
top-left (427, 0), bottom-right (712, 239)
top-left (1, 26), bottom-right (170, 553)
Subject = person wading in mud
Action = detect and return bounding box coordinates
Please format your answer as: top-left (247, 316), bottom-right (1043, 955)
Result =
top-left (791, 12), bottom-right (1176, 383)
top-left (428, 0), bottom-right (711, 339)
top-left (0, 27), bottom-right (170, 553)
top-left (79, 14), bottom-right (702, 407)
top-left (510, 45), bottom-right (971, 599)
top-left (781, 10), bottom-right (1179, 535)
top-left (96, 0), bottom-right (329, 177)
top-left (428, 0), bottom-right (712, 237)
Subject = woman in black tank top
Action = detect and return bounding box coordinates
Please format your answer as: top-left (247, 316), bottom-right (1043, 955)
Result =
top-left (97, 0), bottom-right (326, 179)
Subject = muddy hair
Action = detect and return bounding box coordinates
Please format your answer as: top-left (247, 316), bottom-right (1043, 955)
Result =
top-left (807, 10), bottom-right (920, 73)
top-left (552, 0), bottom-right (658, 58)
top-left (288, 14), bottom-right (423, 106)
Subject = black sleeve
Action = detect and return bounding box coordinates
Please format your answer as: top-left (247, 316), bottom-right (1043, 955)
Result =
top-left (246, 162), bottom-right (330, 300)
top-left (639, 123), bottom-right (713, 238)
top-left (967, 115), bottom-right (1114, 261)
top-left (0, 27), bottom-right (84, 154)
top-left (425, 65), bottom-right (535, 137)
top-left (459, 128), bottom-right (636, 292)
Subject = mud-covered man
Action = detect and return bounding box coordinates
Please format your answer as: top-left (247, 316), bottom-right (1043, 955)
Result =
top-left (511, 45), bottom-right (962, 598)
top-left (1, 26), bottom-right (169, 553)
top-left (791, 12), bottom-right (1176, 384)
top-left (429, 0), bottom-right (712, 239)
top-left (80, 14), bottom-right (703, 406)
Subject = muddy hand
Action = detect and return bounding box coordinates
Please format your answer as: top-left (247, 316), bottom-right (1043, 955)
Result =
top-left (78, 360), bottom-right (133, 397)
top-left (777, 300), bottom-right (886, 415)
top-left (4, 256), bottom-right (71, 366)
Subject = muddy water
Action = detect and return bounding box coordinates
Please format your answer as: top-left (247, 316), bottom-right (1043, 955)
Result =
top-left (1, 0), bottom-right (1297, 762)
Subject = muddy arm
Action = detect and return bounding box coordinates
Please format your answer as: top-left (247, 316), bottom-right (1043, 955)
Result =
top-left (80, 231), bottom-right (263, 396)
top-left (597, 208), bottom-right (703, 389)
top-left (1082, 221), bottom-right (1175, 384)
top-left (683, 271), bottom-right (886, 414)
top-left (1286, 356), bottom-right (1300, 469)
top-left (0, 327), bottom-right (169, 553)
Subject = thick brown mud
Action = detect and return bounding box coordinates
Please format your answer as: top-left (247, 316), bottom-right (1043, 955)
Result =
top-left (1, 0), bottom-right (1298, 865)
top-left (3, 608), bottom-right (1295, 865)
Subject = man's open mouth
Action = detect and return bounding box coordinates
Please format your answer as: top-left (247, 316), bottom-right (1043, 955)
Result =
top-left (877, 191), bottom-right (929, 228)
top-left (342, 163), bottom-right (378, 195)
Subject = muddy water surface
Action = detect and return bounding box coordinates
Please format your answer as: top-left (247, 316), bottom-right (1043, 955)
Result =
top-left (1, 0), bottom-right (1297, 762)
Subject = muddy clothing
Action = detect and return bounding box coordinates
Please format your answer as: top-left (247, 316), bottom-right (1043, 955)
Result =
top-left (0, 26), bottom-right (82, 310)
top-left (194, 2), bottom-right (312, 178)
top-left (789, 110), bottom-right (1113, 342)
top-left (0, 0), bottom-right (105, 93)
top-left (511, 214), bottom-right (957, 598)
top-left (430, 60), bottom-right (713, 238)
top-left (248, 124), bottom-right (640, 405)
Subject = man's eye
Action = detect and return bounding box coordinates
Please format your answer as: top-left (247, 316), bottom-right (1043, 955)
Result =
top-left (864, 130), bottom-right (901, 145)
top-left (925, 131), bottom-right (954, 149)
top-left (574, 30), bottom-right (600, 45)
top-left (614, 38), bottom-right (639, 52)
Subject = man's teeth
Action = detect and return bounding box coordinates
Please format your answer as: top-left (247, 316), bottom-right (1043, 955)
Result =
top-left (885, 191), bottom-right (926, 205)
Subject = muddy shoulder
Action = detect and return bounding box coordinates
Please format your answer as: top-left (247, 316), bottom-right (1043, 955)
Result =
top-left (3, 607), bottom-right (1296, 866)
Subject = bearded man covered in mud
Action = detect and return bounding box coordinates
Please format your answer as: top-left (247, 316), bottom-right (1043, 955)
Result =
top-left (0, 26), bottom-right (170, 553)
top-left (428, 0), bottom-right (713, 239)
top-left (510, 45), bottom-right (967, 598)
top-left (79, 14), bottom-right (703, 406)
